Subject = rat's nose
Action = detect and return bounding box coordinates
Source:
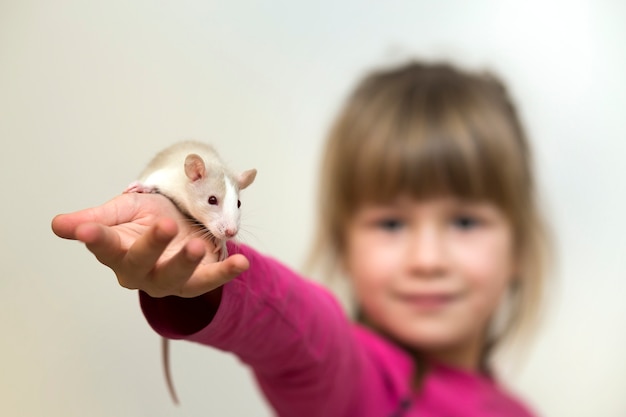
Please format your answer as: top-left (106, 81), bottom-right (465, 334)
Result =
top-left (224, 228), bottom-right (236, 238)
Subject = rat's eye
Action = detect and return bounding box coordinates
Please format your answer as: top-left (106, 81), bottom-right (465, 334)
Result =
top-left (208, 196), bottom-right (218, 205)
top-left (237, 200), bottom-right (241, 208)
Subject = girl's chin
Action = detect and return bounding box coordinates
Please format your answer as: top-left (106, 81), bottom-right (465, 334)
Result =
top-left (389, 325), bottom-right (470, 352)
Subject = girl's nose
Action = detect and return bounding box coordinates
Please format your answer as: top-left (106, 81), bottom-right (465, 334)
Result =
top-left (405, 226), bottom-right (447, 278)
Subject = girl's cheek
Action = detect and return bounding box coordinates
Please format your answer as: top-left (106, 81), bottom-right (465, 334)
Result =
top-left (450, 227), bottom-right (514, 285)
top-left (346, 230), bottom-right (402, 290)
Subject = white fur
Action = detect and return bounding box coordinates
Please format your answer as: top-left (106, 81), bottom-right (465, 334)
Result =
top-left (125, 140), bottom-right (256, 246)
top-left (217, 175), bottom-right (240, 237)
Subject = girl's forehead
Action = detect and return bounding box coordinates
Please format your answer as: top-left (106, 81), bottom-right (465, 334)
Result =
top-left (357, 193), bottom-right (504, 212)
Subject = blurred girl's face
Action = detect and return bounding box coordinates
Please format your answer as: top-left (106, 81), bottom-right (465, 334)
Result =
top-left (344, 196), bottom-right (516, 370)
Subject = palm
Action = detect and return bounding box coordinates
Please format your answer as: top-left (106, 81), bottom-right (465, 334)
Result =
top-left (52, 193), bottom-right (248, 298)
top-left (111, 194), bottom-right (214, 258)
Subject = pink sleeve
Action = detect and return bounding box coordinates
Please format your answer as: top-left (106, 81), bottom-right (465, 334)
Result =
top-left (139, 243), bottom-right (369, 417)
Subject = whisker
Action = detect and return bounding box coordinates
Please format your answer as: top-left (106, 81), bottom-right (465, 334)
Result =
top-left (178, 216), bottom-right (220, 247)
top-left (234, 228), bottom-right (262, 246)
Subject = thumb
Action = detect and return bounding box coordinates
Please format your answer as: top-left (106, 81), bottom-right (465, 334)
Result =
top-left (183, 254), bottom-right (250, 297)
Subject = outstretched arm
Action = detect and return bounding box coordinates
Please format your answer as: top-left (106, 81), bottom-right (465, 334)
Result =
top-left (52, 192), bottom-right (397, 416)
top-left (51, 192), bottom-right (249, 298)
top-left (140, 242), bottom-right (368, 417)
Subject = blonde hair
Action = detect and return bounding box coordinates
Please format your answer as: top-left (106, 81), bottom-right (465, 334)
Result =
top-left (309, 61), bottom-right (551, 365)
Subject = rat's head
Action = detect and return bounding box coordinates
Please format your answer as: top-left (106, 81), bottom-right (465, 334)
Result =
top-left (183, 153), bottom-right (257, 241)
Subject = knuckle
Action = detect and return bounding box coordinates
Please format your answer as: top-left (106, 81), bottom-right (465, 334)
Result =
top-left (124, 253), bottom-right (146, 271)
top-left (149, 277), bottom-right (180, 298)
top-left (116, 274), bottom-right (138, 290)
top-left (146, 288), bottom-right (167, 298)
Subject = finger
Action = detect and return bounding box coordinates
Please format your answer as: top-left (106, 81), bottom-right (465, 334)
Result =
top-left (147, 238), bottom-right (208, 297)
top-left (52, 194), bottom-right (140, 239)
top-left (75, 222), bottom-right (126, 268)
top-left (181, 254), bottom-right (250, 298)
top-left (52, 213), bottom-right (85, 240)
top-left (122, 218), bottom-right (179, 280)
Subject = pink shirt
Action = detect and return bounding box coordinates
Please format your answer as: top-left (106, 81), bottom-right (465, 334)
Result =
top-left (140, 243), bottom-right (537, 417)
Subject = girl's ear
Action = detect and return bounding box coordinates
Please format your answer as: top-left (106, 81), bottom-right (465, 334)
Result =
top-left (511, 246), bottom-right (523, 284)
top-left (237, 169), bottom-right (257, 189)
top-left (184, 154), bottom-right (206, 182)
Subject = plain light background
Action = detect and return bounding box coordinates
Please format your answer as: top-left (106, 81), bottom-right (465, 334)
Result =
top-left (1, 1), bottom-right (625, 416)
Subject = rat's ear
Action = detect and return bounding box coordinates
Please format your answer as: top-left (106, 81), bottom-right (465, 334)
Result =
top-left (184, 154), bottom-right (206, 181)
top-left (237, 169), bottom-right (257, 189)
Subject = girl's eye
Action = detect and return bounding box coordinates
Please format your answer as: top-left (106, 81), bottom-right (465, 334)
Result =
top-left (237, 200), bottom-right (241, 208)
top-left (376, 218), bottom-right (404, 231)
top-left (452, 215), bottom-right (480, 230)
top-left (208, 196), bottom-right (218, 205)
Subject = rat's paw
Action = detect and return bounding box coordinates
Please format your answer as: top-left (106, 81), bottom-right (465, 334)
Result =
top-left (123, 181), bottom-right (157, 194)
top-left (213, 242), bottom-right (228, 261)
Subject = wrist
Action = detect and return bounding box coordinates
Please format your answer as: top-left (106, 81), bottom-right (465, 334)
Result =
top-left (139, 286), bottom-right (223, 338)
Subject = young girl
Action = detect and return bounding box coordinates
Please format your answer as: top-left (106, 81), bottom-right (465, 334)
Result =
top-left (52, 61), bottom-right (549, 416)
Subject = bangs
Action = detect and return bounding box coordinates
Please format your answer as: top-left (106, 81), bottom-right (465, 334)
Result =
top-left (338, 73), bottom-right (523, 213)
top-left (352, 124), bottom-right (487, 204)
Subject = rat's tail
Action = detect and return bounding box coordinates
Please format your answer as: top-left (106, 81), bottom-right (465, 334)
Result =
top-left (162, 337), bottom-right (180, 405)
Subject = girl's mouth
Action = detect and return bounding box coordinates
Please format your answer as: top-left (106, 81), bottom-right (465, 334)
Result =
top-left (397, 293), bottom-right (459, 310)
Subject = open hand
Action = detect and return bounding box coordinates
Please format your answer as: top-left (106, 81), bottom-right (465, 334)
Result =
top-left (51, 193), bottom-right (249, 298)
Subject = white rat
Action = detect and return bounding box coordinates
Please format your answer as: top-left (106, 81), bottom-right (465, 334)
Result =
top-left (123, 140), bottom-right (256, 404)
top-left (124, 140), bottom-right (257, 261)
